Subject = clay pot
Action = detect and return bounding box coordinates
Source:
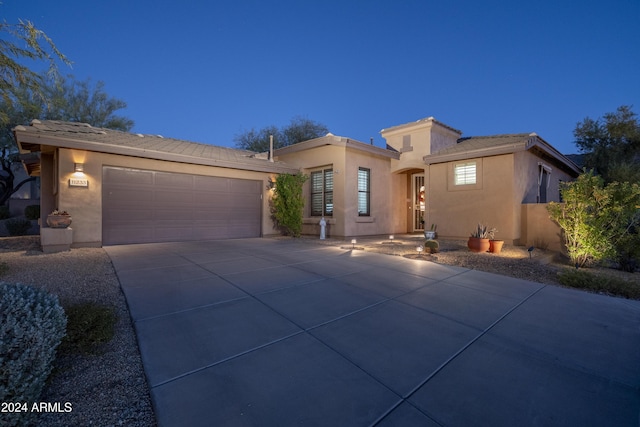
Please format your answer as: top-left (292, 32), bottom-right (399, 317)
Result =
top-left (467, 237), bottom-right (490, 253)
top-left (489, 240), bottom-right (504, 254)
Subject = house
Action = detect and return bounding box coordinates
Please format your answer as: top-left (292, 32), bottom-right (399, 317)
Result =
top-left (13, 117), bottom-right (580, 251)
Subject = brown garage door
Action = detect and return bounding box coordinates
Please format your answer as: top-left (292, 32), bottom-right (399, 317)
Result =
top-left (102, 167), bottom-right (262, 245)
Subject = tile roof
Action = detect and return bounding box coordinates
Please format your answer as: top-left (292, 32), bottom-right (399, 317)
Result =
top-left (425, 132), bottom-right (581, 175)
top-left (14, 120), bottom-right (299, 174)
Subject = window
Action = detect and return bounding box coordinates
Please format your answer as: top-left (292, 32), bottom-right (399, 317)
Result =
top-left (311, 169), bottom-right (333, 216)
top-left (454, 162), bottom-right (476, 185)
top-left (357, 167), bottom-right (370, 216)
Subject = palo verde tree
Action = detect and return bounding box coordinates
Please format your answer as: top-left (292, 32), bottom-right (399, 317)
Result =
top-left (234, 116), bottom-right (329, 152)
top-left (547, 170), bottom-right (640, 269)
top-left (574, 105), bottom-right (640, 184)
top-left (1, 15), bottom-right (70, 207)
top-left (270, 173), bottom-right (308, 237)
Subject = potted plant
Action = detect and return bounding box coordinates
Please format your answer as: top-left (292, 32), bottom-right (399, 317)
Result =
top-left (489, 230), bottom-right (504, 254)
top-left (467, 223), bottom-right (495, 253)
top-left (424, 223), bottom-right (437, 240)
top-left (46, 209), bottom-right (72, 228)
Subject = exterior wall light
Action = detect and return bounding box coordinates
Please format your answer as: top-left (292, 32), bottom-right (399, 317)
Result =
top-left (267, 177), bottom-right (276, 190)
top-left (74, 163), bottom-right (84, 174)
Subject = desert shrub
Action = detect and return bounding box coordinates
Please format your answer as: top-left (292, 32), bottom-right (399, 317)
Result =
top-left (424, 239), bottom-right (439, 253)
top-left (4, 218), bottom-right (32, 236)
top-left (59, 302), bottom-right (116, 355)
top-left (558, 269), bottom-right (640, 300)
top-left (0, 282), bottom-right (67, 427)
top-left (0, 205), bottom-right (9, 219)
top-left (270, 173), bottom-right (308, 237)
top-left (548, 171), bottom-right (640, 268)
top-left (24, 204), bottom-right (40, 220)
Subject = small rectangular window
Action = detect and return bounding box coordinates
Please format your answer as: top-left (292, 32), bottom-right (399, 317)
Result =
top-left (454, 162), bottom-right (476, 185)
top-left (357, 167), bottom-right (370, 216)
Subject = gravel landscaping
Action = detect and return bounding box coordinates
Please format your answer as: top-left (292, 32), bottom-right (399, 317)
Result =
top-left (1, 234), bottom-right (637, 426)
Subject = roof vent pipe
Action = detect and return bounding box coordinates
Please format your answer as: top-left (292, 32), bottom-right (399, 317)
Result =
top-left (269, 134), bottom-right (274, 162)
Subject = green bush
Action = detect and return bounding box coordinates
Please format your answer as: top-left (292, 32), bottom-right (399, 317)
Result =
top-left (0, 283), bottom-right (67, 427)
top-left (548, 171), bottom-right (640, 268)
top-left (4, 218), bottom-right (32, 236)
top-left (24, 204), bottom-right (40, 220)
top-left (270, 173), bottom-right (308, 237)
top-left (59, 303), bottom-right (116, 355)
top-left (0, 205), bottom-right (9, 219)
top-left (558, 269), bottom-right (640, 300)
top-left (0, 262), bottom-right (8, 277)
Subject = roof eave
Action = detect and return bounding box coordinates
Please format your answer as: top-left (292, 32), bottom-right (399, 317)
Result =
top-left (423, 142), bottom-right (527, 164)
top-left (14, 130), bottom-right (299, 175)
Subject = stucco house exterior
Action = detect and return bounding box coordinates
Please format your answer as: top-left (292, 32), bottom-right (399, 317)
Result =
top-left (13, 116), bottom-right (580, 250)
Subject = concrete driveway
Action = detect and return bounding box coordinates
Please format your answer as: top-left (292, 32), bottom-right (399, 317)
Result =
top-left (105, 238), bottom-right (640, 427)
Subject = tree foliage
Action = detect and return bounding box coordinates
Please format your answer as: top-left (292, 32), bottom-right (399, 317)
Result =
top-left (235, 116), bottom-right (329, 152)
top-left (547, 170), bottom-right (640, 269)
top-left (0, 73), bottom-right (134, 206)
top-left (270, 173), bottom-right (308, 237)
top-left (0, 17), bottom-right (71, 124)
top-left (574, 105), bottom-right (640, 183)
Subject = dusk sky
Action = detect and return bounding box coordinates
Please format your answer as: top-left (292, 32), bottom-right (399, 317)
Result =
top-left (5, 0), bottom-right (639, 155)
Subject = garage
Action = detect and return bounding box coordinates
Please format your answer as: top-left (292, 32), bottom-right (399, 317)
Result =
top-left (103, 167), bottom-right (262, 245)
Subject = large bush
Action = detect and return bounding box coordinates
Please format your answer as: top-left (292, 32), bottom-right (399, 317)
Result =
top-left (548, 171), bottom-right (640, 268)
top-left (0, 205), bottom-right (9, 219)
top-left (270, 173), bottom-right (308, 237)
top-left (4, 217), bottom-right (32, 236)
top-left (24, 204), bottom-right (40, 220)
top-left (0, 282), bottom-right (67, 427)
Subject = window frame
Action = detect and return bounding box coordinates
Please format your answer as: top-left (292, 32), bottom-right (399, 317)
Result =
top-left (357, 167), bottom-right (370, 216)
top-left (310, 168), bottom-right (333, 217)
top-left (454, 161), bottom-right (477, 186)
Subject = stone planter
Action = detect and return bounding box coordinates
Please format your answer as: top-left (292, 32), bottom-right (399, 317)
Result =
top-left (46, 214), bottom-right (72, 229)
top-left (467, 237), bottom-right (490, 253)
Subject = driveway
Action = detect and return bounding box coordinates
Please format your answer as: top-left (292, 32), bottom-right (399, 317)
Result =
top-left (105, 238), bottom-right (640, 426)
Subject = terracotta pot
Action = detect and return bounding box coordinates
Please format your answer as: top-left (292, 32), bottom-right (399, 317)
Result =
top-left (467, 237), bottom-right (490, 253)
top-left (47, 214), bottom-right (72, 228)
top-left (489, 240), bottom-right (504, 254)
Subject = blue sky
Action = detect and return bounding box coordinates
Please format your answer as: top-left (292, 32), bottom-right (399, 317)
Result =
top-left (4, 0), bottom-right (639, 154)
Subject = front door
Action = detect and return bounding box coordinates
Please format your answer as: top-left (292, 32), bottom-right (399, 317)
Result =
top-left (412, 173), bottom-right (425, 231)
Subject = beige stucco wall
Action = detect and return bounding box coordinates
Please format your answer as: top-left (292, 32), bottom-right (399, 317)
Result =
top-left (50, 148), bottom-right (278, 246)
top-left (425, 154), bottom-right (519, 243)
top-left (276, 145), bottom-right (405, 238)
top-left (521, 203), bottom-right (564, 252)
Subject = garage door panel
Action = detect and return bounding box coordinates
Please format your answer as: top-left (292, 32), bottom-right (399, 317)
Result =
top-left (155, 172), bottom-right (194, 189)
top-left (103, 167), bottom-right (262, 245)
top-left (106, 188), bottom-right (154, 203)
top-left (194, 175), bottom-right (229, 192)
top-left (155, 190), bottom-right (194, 204)
top-left (105, 168), bottom-right (154, 185)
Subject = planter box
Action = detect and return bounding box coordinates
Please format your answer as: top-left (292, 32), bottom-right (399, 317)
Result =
top-left (41, 227), bottom-right (73, 253)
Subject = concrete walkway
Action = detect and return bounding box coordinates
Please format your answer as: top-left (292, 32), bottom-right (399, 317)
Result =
top-left (105, 238), bottom-right (640, 427)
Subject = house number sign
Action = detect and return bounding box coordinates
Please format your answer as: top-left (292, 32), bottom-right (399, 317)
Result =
top-left (69, 178), bottom-right (88, 187)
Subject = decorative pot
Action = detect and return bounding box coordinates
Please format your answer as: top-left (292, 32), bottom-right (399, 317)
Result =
top-left (489, 240), bottom-right (504, 254)
top-left (424, 230), bottom-right (436, 240)
top-left (46, 214), bottom-right (72, 228)
top-left (467, 237), bottom-right (490, 253)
